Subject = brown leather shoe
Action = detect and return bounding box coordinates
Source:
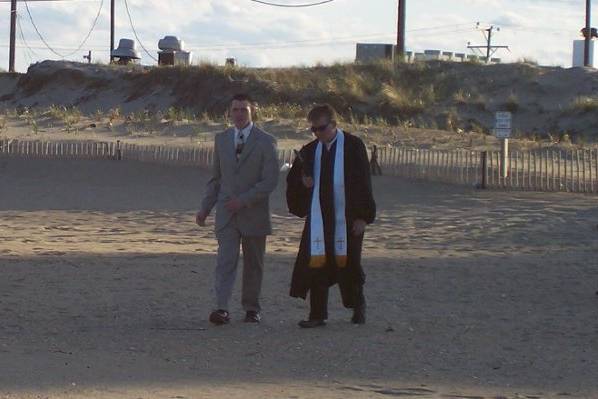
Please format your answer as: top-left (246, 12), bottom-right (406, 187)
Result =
top-left (209, 309), bottom-right (230, 325)
top-left (244, 311), bottom-right (261, 323)
top-left (298, 319), bottom-right (326, 328)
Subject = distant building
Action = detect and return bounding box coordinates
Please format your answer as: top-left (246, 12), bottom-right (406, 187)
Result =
top-left (355, 43), bottom-right (501, 64)
top-left (355, 43), bottom-right (395, 63)
top-left (424, 49), bottom-right (441, 61)
top-left (572, 40), bottom-right (597, 67)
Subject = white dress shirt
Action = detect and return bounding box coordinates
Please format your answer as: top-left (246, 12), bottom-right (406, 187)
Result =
top-left (324, 129), bottom-right (340, 151)
top-left (235, 122), bottom-right (253, 147)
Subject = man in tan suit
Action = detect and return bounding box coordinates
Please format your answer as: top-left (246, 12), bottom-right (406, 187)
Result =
top-left (196, 94), bottom-right (279, 325)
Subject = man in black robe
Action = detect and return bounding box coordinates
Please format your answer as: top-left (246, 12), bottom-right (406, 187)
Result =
top-left (286, 104), bottom-right (376, 328)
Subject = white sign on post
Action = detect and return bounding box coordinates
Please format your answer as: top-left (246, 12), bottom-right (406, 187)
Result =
top-left (494, 112), bottom-right (512, 138)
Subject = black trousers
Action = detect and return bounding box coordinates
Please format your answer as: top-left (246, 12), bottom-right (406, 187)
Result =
top-left (309, 280), bottom-right (365, 320)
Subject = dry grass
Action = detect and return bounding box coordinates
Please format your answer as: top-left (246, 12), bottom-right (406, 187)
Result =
top-left (10, 59), bottom-right (598, 142)
top-left (569, 96), bottom-right (598, 113)
top-left (44, 105), bottom-right (81, 133)
top-left (503, 93), bottom-right (520, 113)
top-left (121, 60), bottom-right (445, 125)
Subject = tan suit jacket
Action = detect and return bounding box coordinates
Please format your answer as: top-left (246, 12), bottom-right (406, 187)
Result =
top-left (200, 125), bottom-right (279, 236)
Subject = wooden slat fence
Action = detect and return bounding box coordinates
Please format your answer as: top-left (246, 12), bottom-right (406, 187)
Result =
top-left (376, 146), bottom-right (480, 186)
top-left (377, 146), bottom-right (598, 194)
top-left (0, 139), bottom-right (115, 160)
top-left (3, 139), bottom-right (598, 194)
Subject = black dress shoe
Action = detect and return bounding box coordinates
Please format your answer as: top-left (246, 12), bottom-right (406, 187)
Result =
top-left (298, 319), bottom-right (326, 328)
top-left (209, 309), bottom-right (230, 325)
top-left (244, 310), bottom-right (261, 323)
top-left (351, 304), bottom-right (366, 324)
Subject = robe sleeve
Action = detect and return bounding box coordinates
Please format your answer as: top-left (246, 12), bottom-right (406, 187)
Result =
top-left (351, 138), bottom-right (376, 224)
top-left (286, 148), bottom-right (312, 218)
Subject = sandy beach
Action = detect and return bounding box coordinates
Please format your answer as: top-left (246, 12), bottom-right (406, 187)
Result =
top-left (1, 157), bottom-right (597, 399)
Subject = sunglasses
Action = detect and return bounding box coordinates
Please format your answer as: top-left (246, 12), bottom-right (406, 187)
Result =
top-left (310, 123), bottom-right (330, 133)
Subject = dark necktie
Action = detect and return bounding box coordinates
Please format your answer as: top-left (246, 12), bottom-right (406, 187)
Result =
top-left (236, 132), bottom-right (244, 159)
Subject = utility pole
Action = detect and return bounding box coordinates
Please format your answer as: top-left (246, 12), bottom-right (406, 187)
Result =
top-left (9, 0), bottom-right (17, 72)
top-left (467, 25), bottom-right (509, 63)
top-left (110, 0), bottom-right (115, 63)
top-left (396, 0), bottom-right (406, 61)
top-left (485, 25), bottom-right (493, 61)
top-left (585, 0), bottom-right (592, 66)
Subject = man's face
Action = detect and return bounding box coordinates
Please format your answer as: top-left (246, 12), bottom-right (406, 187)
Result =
top-left (311, 116), bottom-right (337, 143)
top-left (231, 99), bottom-right (252, 129)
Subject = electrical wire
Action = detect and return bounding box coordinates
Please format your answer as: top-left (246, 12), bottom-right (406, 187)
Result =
top-left (16, 11), bottom-right (40, 59)
top-left (17, 14), bottom-right (36, 65)
top-left (22, 0), bottom-right (104, 58)
top-left (2, 26), bottom-right (478, 54)
top-left (248, 0), bottom-right (335, 7)
top-left (184, 27), bottom-right (477, 52)
top-left (122, 0), bottom-right (159, 62)
top-left (184, 22), bottom-right (480, 50)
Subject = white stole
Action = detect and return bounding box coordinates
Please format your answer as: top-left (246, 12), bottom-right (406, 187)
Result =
top-left (309, 129), bottom-right (347, 268)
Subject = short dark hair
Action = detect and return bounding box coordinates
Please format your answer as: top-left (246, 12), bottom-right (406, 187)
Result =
top-left (307, 103), bottom-right (337, 125)
top-left (231, 93), bottom-right (254, 104)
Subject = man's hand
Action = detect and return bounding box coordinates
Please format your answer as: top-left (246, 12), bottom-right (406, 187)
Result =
top-left (352, 219), bottom-right (367, 236)
top-left (302, 175), bottom-right (314, 188)
top-left (196, 210), bottom-right (208, 226)
top-left (225, 197), bottom-right (244, 214)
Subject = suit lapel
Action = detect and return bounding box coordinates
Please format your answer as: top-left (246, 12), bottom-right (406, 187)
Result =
top-left (224, 128), bottom-right (236, 165)
top-left (236, 126), bottom-right (259, 166)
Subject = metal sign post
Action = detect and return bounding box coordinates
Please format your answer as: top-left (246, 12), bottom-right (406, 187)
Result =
top-left (495, 111), bottom-right (512, 178)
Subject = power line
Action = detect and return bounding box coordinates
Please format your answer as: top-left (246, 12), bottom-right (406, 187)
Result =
top-left (16, 11), bottom-right (39, 58)
top-left (467, 24), bottom-right (509, 61)
top-left (1, 24), bottom-right (478, 53)
top-left (22, 0), bottom-right (104, 58)
top-left (17, 12), bottom-right (36, 64)
top-left (185, 28), bottom-right (476, 52)
top-left (175, 22), bottom-right (480, 51)
top-left (248, 0), bottom-right (335, 7)
top-left (122, 0), bottom-right (158, 62)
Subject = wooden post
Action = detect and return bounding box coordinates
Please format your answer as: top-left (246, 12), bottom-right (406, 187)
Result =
top-left (538, 150), bottom-right (544, 191)
top-left (116, 140), bottom-right (122, 160)
top-left (543, 150), bottom-right (548, 191)
top-left (588, 149), bottom-right (594, 193)
top-left (455, 150), bottom-right (463, 184)
top-left (501, 138), bottom-right (509, 180)
top-left (532, 151), bottom-right (538, 190)
top-left (582, 149), bottom-right (588, 193)
top-left (465, 151), bottom-right (470, 184)
top-left (557, 150), bottom-right (562, 191)
top-left (506, 150), bottom-right (512, 188)
top-left (570, 150), bottom-right (574, 191)
top-left (487, 151), bottom-right (493, 186)
top-left (512, 151), bottom-right (517, 189)
top-left (575, 150), bottom-right (581, 193)
top-left (415, 150), bottom-right (420, 179)
top-left (393, 147), bottom-right (400, 176)
top-left (480, 151), bottom-right (488, 189)
top-left (550, 151), bottom-right (555, 191)
top-left (564, 151), bottom-right (571, 191)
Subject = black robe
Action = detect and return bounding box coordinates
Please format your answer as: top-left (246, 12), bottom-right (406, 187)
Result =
top-left (286, 131), bottom-right (376, 306)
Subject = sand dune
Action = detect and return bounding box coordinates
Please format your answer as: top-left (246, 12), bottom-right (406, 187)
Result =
top-left (1, 158), bottom-right (597, 398)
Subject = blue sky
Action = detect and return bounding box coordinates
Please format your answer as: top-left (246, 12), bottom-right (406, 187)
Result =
top-left (0, 0), bottom-right (591, 72)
